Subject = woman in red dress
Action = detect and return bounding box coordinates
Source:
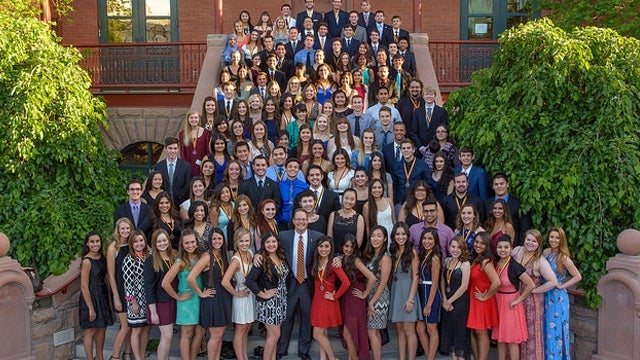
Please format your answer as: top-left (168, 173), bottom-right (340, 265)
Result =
top-left (179, 110), bottom-right (211, 177)
top-left (310, 236), bottom-right (351, 360)
top-left (467, 231), bottom-right (500, 360)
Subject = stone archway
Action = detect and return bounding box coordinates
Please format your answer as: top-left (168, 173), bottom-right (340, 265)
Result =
top-left (100, 107), bottom-right (189, 151)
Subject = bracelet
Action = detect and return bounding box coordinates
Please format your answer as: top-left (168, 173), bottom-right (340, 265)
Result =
top-left (125, 296), bottom-right (135, 301)
top-left (407, 299), bottom-right (415, 304)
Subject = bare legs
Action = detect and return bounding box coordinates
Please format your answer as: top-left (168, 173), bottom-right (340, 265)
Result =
top-left (111, 312), bottom-right (131, 359)
top-left (264, 324), bottom-right (281, 360)
top-left (130, 326), bottom-right (149, 360)
top-left (416, 322), bottom-right (439, 360)
top-left (395, 322), bottom-right (417, 360)
top-left (180, 325), bottom-right (206, 360)
top-left (206, 326), bottom-right (226, 360)
top-left (313, 327), bottom-right (337, 360)
top-left (471, 329), bottom-right (490, 360)
top-left (342, 326), bottom-right (359, 360)
top-left (497, 342), bottom-right (520, 360)
top-left (156, 323), bottom-right (173, 360)
top-left (83, 328), bottom-right (107, 360)
top-left (367, 328), bottom-right (382, 360)
top-left (233, 323), bottom-right (252, 360)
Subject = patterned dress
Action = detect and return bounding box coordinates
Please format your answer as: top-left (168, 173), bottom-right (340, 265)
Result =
top-left (123, 254), bottom-right (148, 327)
top-left (254, 263), bottom-right (289, 326)
top-left (545, 253), bottom-right (571, 360)
top-left (366, 254), bottom-right (390, 329)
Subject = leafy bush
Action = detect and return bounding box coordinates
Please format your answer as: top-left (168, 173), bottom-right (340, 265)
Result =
top-left (0, 13), bottom-right (126, 277)
top-left (446, 19), bottom-right (640, 308)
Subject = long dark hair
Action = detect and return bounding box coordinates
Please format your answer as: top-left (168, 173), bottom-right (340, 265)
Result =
top-left (418, 227), bottom-right (442, 272)
top-left (362, 225), bottom-right (389, 274)
top-left (366, 178), bottom-right (385, 230)
top-left (403, 180), bottom-right (431, 215)
top-left (471, 231), bottom-right (494, 266)
top-left (256, 232), bottom-right (287, 281)
top-left (311, 236), bottom-right (335, 279)
top-left (389, 222), bottom-right (413, 273)
top-left (433, 150), bottom-right (454, 192)
top-left (81, 231), bottom-right (103, 257)
top-left (144, 171), bottom-right (164, 193)
top-left (341, 234), bottom-right (361, 283)
top-left (152, 191), bottom-right (180, 226)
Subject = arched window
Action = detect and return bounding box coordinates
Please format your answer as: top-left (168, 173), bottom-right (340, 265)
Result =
top-left (119, 141), bottom-right (164, 173)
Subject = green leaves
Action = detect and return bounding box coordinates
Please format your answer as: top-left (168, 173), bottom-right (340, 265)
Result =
top-left (447, 19), bottom-right (640, 308)
top-left (0, 14), bottom-right (126, 278)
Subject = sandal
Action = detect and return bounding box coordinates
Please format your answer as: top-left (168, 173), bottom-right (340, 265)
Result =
top-left (123, 353), bottom-right (133, 360)
top-left (109, 356), bottom-right (120, 360)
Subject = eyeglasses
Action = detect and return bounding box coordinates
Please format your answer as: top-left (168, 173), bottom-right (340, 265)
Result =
top-left (436, 130), bottom-right (447, 133)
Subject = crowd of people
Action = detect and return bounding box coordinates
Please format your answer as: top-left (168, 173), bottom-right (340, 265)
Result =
top-left (77, 1), bottom-right (582, 360)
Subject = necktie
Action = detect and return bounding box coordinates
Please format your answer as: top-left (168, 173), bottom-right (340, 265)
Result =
top-left (314, 189), bottom-right (319, 199)
top-left (297, 235), bottom-right (305, 283)
top-left (278, 58), bottom-right (282, 69)
top-left (394, 31), bottom-right (398, 42)
top-left (132, 204), bottom-right (140, 227)
top-left (292, 41), bottom-right (297, 50)
top-left (354, 115), bottom-right (361, 136)
top-left (306, 51), bottom-right (312, 68)
top-left (346, 39), bottom-right (350, 49)
top-left (226, 101), bottom-right (231, 114)
top-left (277, 167), bottom-right (284, 179)
top-left (285, 18), bottom-right (289, 27)
top-left (260, 87), bottom-right (265, 98)
top-left (258, 179), bottom-right (264, 189)
top-left (168, 162), bottom-right (175, 189)
top-left (320, 38), bottom-right (325, 48)
top-left (383, 131), bottom-right (389, 147)
top-left (270, 70), bottom-right (274, 79)
top-left (395, 145), bottom-right (401, 161)
top-left (396, 72), bottom-right (402, 94)
top-left (364, 14), bottom-right (369, 24)
top-left (427, 107), bottom-right (433, 124)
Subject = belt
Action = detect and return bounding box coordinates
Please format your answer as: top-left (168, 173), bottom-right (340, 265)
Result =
top-left (498, 290), bottom-right (518, 294)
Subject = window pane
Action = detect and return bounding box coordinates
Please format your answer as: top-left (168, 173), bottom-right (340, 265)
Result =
top-left (108, 18), bottom-right (133, 42)
top-left (146, 19), bottom-right (171, 42)
top-left (146, 0), bottom-right (171, 16)
top-left (507, 16), bottom-right (528, 29)
top-left (507, 0), bottom-right (532, 13)
top-left (467, 16), bottom-right (493, 40)
top-left (468, 0), bottom-right (493, 14)
top-left (107, 0), bottom-right (132, 17)
top-left (120, 142), bottom-right (164, 167)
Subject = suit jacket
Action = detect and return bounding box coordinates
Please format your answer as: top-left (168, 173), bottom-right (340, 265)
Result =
top-left (393, 158), bottom-right (430, 204)
top-left (389, 67), bottom-right (412, 98)
top-left (453, 165), bottom-right (491, 201)
top-left (399, 49), bottom-right (416, 76)
top-left (279, 229), bottom-right (323, 291)
top-left (217, 98), bottom-right (238, 121)
top-left (411, 104), bottom-right (448, 153)
top-left (314, 36), bottom-right (333, 55)
top-left (296, 11), bottom-right (323, 32)
top-left (267, 69), bottom-right (287, 90)
top-left (368, 23), bottom-right (394, 47)
top-left (342, 38), bottom-right (361, 57)
top-left (324, 10), bottom-right (349, 39)
top-left (258, 49), bottom-right (276, 70)
top-left (397, 95), bottom-right (424, 130)
top-left (368, 78), bottom-right (400, 106)
top-left (239, 176), bottom-right (282, 211)
top-left (390, 28), bottom-right (410, 45)
top-left (484, 195), bottom-right (531, 246)
top-left (113, 201), bottom-right (152, 236)
top-left (382, 141), bottom-right (402, 178)
top-left (441, 193), bottom-right (485, 230)
top-left (152, 159), bottom-right (192, 206)
top-left (276, 56), bottom-right (295, 78)
top-left (312, 186), bottom-right (341, 221)
top-left (285, 40), bottom-right (304, 60)
top-left (358, 12), bottom-right (376, 30)
top-left (343, 24), bottom-right (368, 44)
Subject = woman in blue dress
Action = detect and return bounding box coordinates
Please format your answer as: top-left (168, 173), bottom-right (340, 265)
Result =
top-left (209, 184), bottom-right (235, 242)
top-left (542, 227), bottom-right (582, 360)
top-left (416, 227), bottom-right (442, 360)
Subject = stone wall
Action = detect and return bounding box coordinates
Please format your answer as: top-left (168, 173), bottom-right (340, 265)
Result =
top-left (102, 107), bottom-right (189, 151)
top-left (570, 291), bottom-right (598, 359)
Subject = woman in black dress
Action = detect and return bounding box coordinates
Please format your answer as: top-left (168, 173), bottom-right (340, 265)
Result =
top-left (187, 228), bottom-right (232, 360)
top-left (151, 192), bottom-right (182, 250)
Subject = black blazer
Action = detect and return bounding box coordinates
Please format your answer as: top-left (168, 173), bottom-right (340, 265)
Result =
top-left (239, 176), bottom-right (282, 211)
top-left (285, 41), bottom-right (305, 60)
top-left (313, 187), bottom-right (341, 221)
top-left (217, 98), bottom-right (238, 121)
top-left (151, 159), bottom-right (192, 206)
top-left (342, 38), bottom-right (361, 57)
top-left (113, 201), bottom-right (152, 237)
top-left (324, 10), bottom-right (349, 39)
top-left (296, 11), bottom-right (323, 32)
top-left (358, 12), bottom-right (376, 30)
top-left (279, 229), bottom-right (323, 291)
top-left (399, 49), bottom-right (417, 76)
top-left (246, 260), bottom-right (292, 301)
top-left (277, 57), bottom-right (295, 78)
top-left (368, 23), bottom-right (394, 47)
top-left (441, 193), bottom-right (485, 230)
top-left (267, 69), bottom-right (288, 90)
top-left (143, 257), bottom-right (171, 304)
top-left (391, 28), bottom-right (410, 44)
top-left (397, 95), bottom-right (424, 130)
top-left (411, 104), bottom-right (449, 152)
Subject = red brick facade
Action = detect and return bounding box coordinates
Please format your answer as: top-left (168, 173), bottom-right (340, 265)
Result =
top-left (57, 0), bottom-right (461, 44)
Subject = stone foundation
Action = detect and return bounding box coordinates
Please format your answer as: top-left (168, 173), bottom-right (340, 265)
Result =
top-left (570, 291), bottom-right (598, 359)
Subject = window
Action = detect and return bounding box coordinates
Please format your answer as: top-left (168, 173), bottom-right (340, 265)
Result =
top-left (120, 142), bottom-right (164, 173)
top-left (99, 0), bottom-right (178, 43)
top-left (461, 0), bottom-right (537, 40)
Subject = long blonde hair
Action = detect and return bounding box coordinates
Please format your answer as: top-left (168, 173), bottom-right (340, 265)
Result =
top-left (358, 128), bottom-right (377, 165)
top-left (548, 226), bottom-right (571, 274)
top-left (113, 217), bottom-right (134, 246)
top-left (182, 110), bottom-right (201, 146)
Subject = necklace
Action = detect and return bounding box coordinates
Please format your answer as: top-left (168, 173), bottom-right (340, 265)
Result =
top-left (240, 216), bottom-right (250, 230)
top-left (238, 251), bottom-right (250, 277)
top-left (415, 205), bottom-right (423, 220)
top-left (212, 251), bottom-right (225, 273)
top-left (446, 258), bottom-right (460, 293)
top-left (161, 215), bottom-right (175, 232)
top-left (420, 249), bottom-right (433, 269)
top-left (318, 261), bottom-right (328, 291)
top-left (161, 256), bottom-right (173, 270)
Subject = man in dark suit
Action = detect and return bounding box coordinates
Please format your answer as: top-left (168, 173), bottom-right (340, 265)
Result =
top-left (113, 179), bottom-right (152, 236)
top-left (453, 146), bottom-right (491, 201)
top-left (345, 11), bottom-right (368, 43)
top-left (314, 22), bottom-right (333, 55)
top-left (390, 54), bottom-right (412, 98)
top-left (390, 15), bottom-right (411, 48)
top-left (393, 138), bottom-right (430, 205)
top-left (296, 0), bottom-right (323, 32)
top-left (411, 86), bottom-right (449, 158)
top-left (285, 27), bottom-right (304, 60)
top-left (306, 165), bottom-right (340, 225)
top-left (217, 81), bottom-right (238, 121)
top-left (151, 137), bottom-right (192, 207)
top-left (397, 78), bottom-right (424, 130)
top-left (358, 0), bottom-right (376, 29)
top-left (341, 24), bottom-right (361, 57)
top-left (258, 35), bottom-right (276, 70)
top-left (367, 10), bottom-right (393, 47)
top-left (324, 0), bottom-right (349, 39)
top-left (441, 172), bottom-right (486, 230)
top-left (277, 208), bottom-right (323, 360)
top-left (367, 29), bottom-right (387, 63)
top-left (275, 43), bottom-right (295, 78)
top-left (397, 37), bottom-right (416, 76)
top-left (265, 54), bottom-right (288, 90)
top-left (382, 121), bottom-right (406, 179)
top-left (484, 173), bottom-right (532, 246)
top-left (238, 155), bottom-right (282, 210)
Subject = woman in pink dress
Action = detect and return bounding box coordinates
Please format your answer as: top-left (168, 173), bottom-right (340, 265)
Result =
top-left (511, 229), bottom-right (558, 360)
top-left (492, 235), bottom-right (535, 360)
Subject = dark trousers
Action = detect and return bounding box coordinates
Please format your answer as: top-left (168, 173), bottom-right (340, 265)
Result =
top-left (278, 280), bottom-right (312, 355)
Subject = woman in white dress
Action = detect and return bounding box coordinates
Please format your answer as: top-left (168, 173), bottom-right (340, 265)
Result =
top-left (327, 148), bottom-right (355, 202)
top-left (363, 178), bottom-right (396, 244)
